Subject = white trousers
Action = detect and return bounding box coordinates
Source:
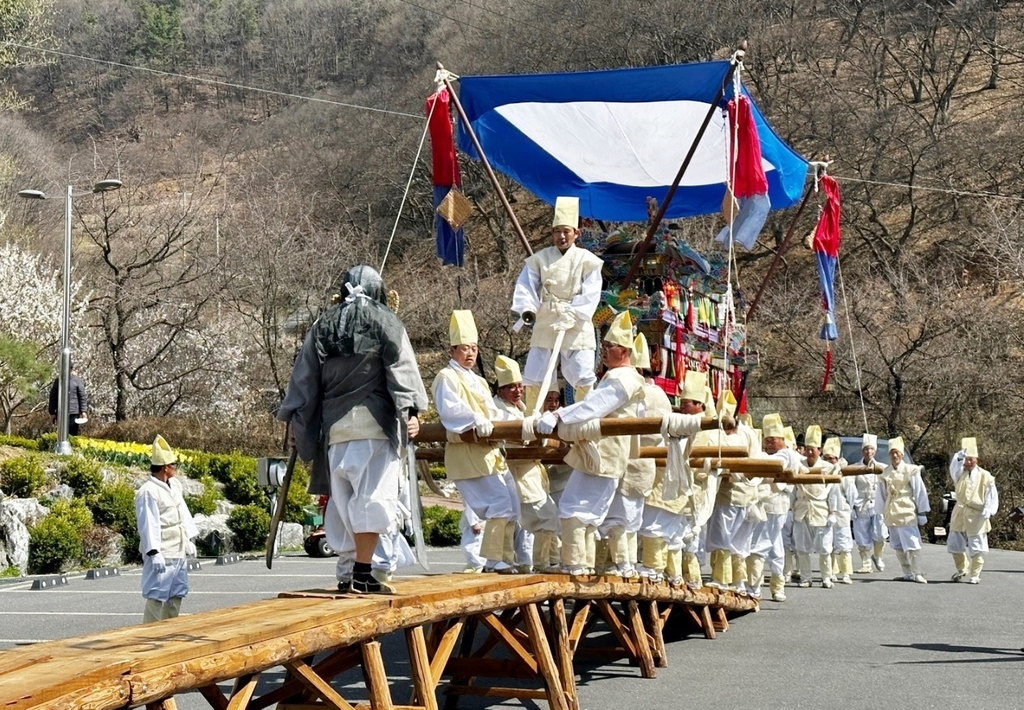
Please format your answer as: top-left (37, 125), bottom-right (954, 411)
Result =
top-left (640, 506), bottom-right (684, 541)
top-left (599, 492), bottom-right (645, 536)
top-left (705, 505), bottom-right (755, 557)
top-left (888, 524), bottom-right (923, 552)
top-left (454, 471), bottom-right (519, 522)
top-left (852, 512), bottom-right (888, 546)
top-left (750, 513), bottom-right (787, 575)
top-left (946, 530), bottom-right (988, 555)
top-left (793, 520), bottom-right (834, 555)
top-left (524, 347), bottom-right (597, 389)
top-left (460, 510), bottom-right (486, 569)
top-left (558, 471), bottom-right (617, 526)
top-left (831, 519), bottom-right (854, 552)
top-left (519, 495), bottom-right (560, 533)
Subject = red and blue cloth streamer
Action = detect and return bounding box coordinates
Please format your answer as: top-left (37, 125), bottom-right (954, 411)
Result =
top-left (426, 87), bottom-right (465, 266)
top-left (813, 175), bottom-right (841, 341)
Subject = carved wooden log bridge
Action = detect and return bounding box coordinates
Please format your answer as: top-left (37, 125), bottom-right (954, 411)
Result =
top-left (0, 574), bottom-right (757, 710)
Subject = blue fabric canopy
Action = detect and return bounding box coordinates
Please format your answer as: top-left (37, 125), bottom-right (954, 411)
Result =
top-left (457, 61), bottom-right (809, 222)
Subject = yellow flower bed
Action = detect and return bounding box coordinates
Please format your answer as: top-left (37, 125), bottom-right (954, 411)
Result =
top-left (74, 437), bottom-right (193, 467)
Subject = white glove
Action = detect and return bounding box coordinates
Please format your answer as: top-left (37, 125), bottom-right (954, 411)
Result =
top-left (850, 507), bottom-right (859, 520)
top-left (186, 541), bottom-right (197, 557)
top-left (730, 471), bottom-right (745, 483)
top-left (150, 552), bottom-right (166, 574)
top-left (827, 514), bottom-right (837, 526)
top-left (474, 417), bottom-right (494, 439)
top-left (956, 449), bottom-right (966, 462)
top-left (917, 514), bottom-right (928, 526)
top-left (551, 308), bottom-right (577, 332)
top-left (537, 411), bottom-right (559, 435)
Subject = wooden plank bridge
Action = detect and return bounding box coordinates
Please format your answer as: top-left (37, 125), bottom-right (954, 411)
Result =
top-left (0, 573), bottom-right (757, 710)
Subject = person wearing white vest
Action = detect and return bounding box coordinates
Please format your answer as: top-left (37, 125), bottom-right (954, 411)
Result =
top-left (947, 437), bottom-right (998, 584)
top-left (433, 311), bottom-right (520, 573)
top-left (511, 196), bottom-right (604, 412)
top-left (878, 437), bottom-right (931, 583)
top-left (135, 435), bottom-right (198, 623)
top-left (852, 433), bottom-right (888, 573)
top-left (792, 426), bottom-right (842, 588)
top-left (704, 396), bottom-right (766, 596)
top-left (536, 311), bottom-right (645, 575)
top-left (751, 413), bottom-right (800, 601)
top-left (492, 355), bottom-right (560, 573)
top-left (822, 437), bottom-right (855, 584)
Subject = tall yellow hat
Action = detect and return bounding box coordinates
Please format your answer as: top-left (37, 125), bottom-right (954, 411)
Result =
top-left (151, 435), bottom-right (177, 466)
top-left (961, 437), bottom-right (978, 457)
top-left (604, 310), bottom-right (635, 349)
top-left (737, 413), bottom-right (754, 428)
top-left (804, 425), bottom-right (822, 449)
top-left (680, 370), bottom-right (708, 403)
top-left (862, 433), bottom-right (877, 450)
top-left (822, 437), bottom-right (841, 458)
top-left (631, 333), bottom-right (651, 369)
top-left (717, 390), bottom-right (737, 419)
top-left (889, 437), bottom-right (905, 455)
top-left (449, 310), bottom-right (478, 346)
top-left (783, 426), bottom-right (796, 449)
top-left (703, 388), bottom-right (717, 418)
top-left (552, 196), bottom-right (580, 229)
top-left (762, 413), bottom-right (786, 440)
top-left (494, 355), bottom-right (522, 387)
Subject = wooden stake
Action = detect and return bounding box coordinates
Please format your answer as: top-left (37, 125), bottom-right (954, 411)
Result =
top-left (647, 601), bottom-right (668, 669)
top-left (523, 603), bottom-right (570, 710)
top-left (551, 599), bottom-right (580, 710)
top-left (627, 600), bottom-right (657, 679)
top-left (227, 674), bottom-right (259, 710)
top-left (286, 658), bottom-right (357, 710)
top-left (361, 640), bottom-right (394, 710)
top-left (406, 626), bottom-right (439, 710)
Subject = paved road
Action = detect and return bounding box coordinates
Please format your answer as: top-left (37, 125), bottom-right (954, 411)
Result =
top-left (1, 543), bottom-right (1020, 709)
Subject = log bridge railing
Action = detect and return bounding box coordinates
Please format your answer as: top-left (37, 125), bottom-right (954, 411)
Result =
top-left (0, 574), bottom-right (757, 710)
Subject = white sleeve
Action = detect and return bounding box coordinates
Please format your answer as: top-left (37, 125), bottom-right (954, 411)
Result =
top-left (568, 268), bottom-right (602, 319)
top-left (557, 381), bottom-right (629, 424)
top-left (949, 453), bottom-right (964, 484)
top-left (433, 377), bottom-right (480, 434)
top-left (135, 490), bottom-right (162, 554)
top-left (983, 479), bottom-right (999, 519)
top-left (875, 476), bottom-right (887, 511)
top-left (511, 264), bottom-right (541, 315)
top-left (911, 473), bottom-right (930, 513)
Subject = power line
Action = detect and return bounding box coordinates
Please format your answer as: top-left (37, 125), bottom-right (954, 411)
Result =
top-left (834, 174), bottom-right (1024, 203)
top-left (1, 41), bottom-right (422, 119)
top-left (389, 0), bottom-right (503, 38)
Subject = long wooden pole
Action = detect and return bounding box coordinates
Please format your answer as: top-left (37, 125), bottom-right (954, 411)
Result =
top-left (621, 44), bottom-right (746, 288)
top-left (417, 417), bottom-right (719, 444)
top-left (438, 61), bottom-right (533, 257)
top-left (416, 445), bottom-right (751, 462)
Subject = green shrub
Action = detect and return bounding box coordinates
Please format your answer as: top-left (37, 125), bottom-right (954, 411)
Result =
top-left (0, 454), bottom-right (48, 498)
top-left (222, 453), bottom-right (263, 505)
top-left (428, 463), bottom-right (446, 480)
top-left (421, 505), bottom-right (461, 547)
top-left (283, 464), bottom-right (313, 524)
top-left (37, 432), bottom-right (56, 452)
top-left (48, 498), bottom-right (94, 534)
top-left (28, 516), bottom-right (82, 573)
top-left (1, 565), bottom-right (20, 578)
top-left (185, 475), bottom-right (223, 516)
top-left (60, 457), bottom-right (104, 498)
top-left (0, 434), bottom-right (38, 450)
top-left (227, 504), bottom-right (270, 552)
top-left (80, 525), bottom-right (120, 568)
top-left (90, 480), bottom-right (136, 535)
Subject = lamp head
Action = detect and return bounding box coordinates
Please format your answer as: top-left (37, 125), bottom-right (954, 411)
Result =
top-left (18, 189), bottom-right (46, 200)
top-left (92, 179), bottom-right (122, 193)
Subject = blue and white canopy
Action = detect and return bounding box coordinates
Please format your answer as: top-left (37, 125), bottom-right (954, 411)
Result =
top-left (456, 61), bottom-right (809, 222)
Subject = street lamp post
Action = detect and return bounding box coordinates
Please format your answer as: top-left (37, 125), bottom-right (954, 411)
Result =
top-left (18, 179), bottom-right (122, 455)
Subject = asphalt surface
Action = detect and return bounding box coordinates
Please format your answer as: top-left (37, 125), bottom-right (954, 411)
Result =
top-left (1, 543), bottom-right (1021, 709)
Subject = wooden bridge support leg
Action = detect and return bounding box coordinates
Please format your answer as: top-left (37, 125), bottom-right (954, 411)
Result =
top-left (285, 658), bottom-right (356, 710)
top-left (713, 607), bottom-right (729, 632)
top-left (523, 603), bottom-right (570, 710)
top-left (226, 674), bottom-right (259, 710)
top-left (407, 625), bottom-right (440, 710)
top-left (647, 601), bottom-right (669, 669)
top-left (626, 600), bottom-right (656, 679)
top-left (551, 598), bottom-right (580, 710)
top-left (145, 701), bottom-right (178, 710)
top-left (361, 640), bottom-right (394, 710)
top-left (700, 606), bottom-right (717, 640)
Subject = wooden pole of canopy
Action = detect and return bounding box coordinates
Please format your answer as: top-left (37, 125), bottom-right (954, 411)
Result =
top-left (620, 42), bottom-right (746, 288)
top-left (416, 417), bottom-right (720, 444)
top-left (437, 61), bottom-right (533, 257)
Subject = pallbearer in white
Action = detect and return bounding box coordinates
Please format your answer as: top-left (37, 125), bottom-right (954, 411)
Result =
top-left (823, 437), bottom-right (855, 584)
top-left (852, 433), bottom-right (888, 573)
top-left (947, 437), bottom-right (998, 584)
top-left (792, 426), bottom-right (840, 588)
top-left (878, 437), bottom-right (931, 583)
top-left (511, 196), bottom-right (604, 412)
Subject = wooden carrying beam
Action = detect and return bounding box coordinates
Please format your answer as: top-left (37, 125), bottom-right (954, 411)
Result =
top-left (417, 417), bottom-right (720, 444)
top-left (416, 445), bottom-right (751, 462)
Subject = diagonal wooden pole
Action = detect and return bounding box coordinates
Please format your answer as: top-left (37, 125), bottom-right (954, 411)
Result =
top-left (621, 43), bottom-right (746, 288)
top-left (438, 61), bottom-right (533, 257)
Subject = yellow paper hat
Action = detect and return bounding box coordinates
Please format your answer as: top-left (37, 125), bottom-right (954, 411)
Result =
top-left (552, 196), bottom-right (580, 229)
top-left (804, 425), bottom-right (822, 449)
top-left (862, 433), bottom-right (877, 450)
top-left (762, 413), bottom-right (786, 440)
top-left (631, 333), bottom-right (651, 369)
top-left (961, 437), bottom-right (978, 457)
top-left (783, 426), bottom-right (796, 449)
top-left (822, 437), bottom-right (841, 458)
top-left (737, 413), bottom-right (753, 428)
top-left (604, 310), bottom-right (634, 349)
top-left (449, 310), bottom-right (478, 346)
top-left (717, 390), bottom-right (737, 419)
top-left (151, 435), bottom-right (177, 466)
top-left (680, 370), bottom-right (708, 403)
top-left (889, 437), bottom-right (905, 455)
top-left (703, 388), bottom-right (717, 418)
top-left (494, 355), bottom-right (522, 387)
top-left (752, 428), bottom-right (763, 450)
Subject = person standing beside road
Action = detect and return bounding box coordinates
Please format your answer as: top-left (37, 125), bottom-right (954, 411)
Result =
top-left (135, 435), bottom-right (198, 623)
top-left (878, 437), bottom-right (931, 583)
top-left (947, 437), bottom-right (998, 584)
top-left (47, 364), bottom-right (88, 435)
top-left (278, 265), bottom-right (428, 595)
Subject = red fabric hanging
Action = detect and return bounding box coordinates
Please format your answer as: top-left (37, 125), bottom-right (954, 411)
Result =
top-left (726, 96), bottom-right (768, 199)
top-left (426, 88), bottom-right (461, 188)
top-left (821, 346), bottom-right (833, 392)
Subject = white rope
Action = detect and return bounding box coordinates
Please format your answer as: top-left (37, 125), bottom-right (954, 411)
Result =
top-left (836, 255), bottom-right (869, 433)
top-left (379, 94), bottom-right (438, 274)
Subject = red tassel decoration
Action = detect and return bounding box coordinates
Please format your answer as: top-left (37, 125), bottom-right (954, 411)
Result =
top-left (821, 345), bottom-right (833, 392)
top-left (726, 96), bottom-right (769, 199)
